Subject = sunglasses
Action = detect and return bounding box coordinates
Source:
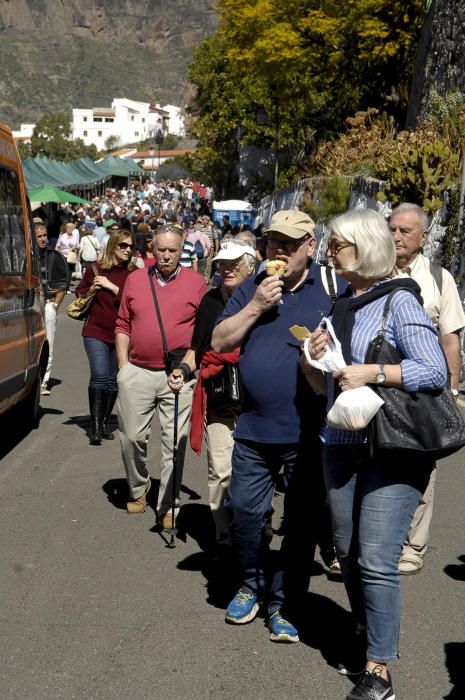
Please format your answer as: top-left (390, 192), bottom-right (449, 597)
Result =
top-left (118, 242), bottom-right (134, 251)
top-left (267, 235), bottom-right (310, 252)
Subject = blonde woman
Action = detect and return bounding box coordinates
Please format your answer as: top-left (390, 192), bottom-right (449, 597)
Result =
top-left (75, 230), bottom-right (136, 445)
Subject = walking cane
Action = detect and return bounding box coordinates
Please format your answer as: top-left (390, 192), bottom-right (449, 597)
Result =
top-left (167, 369), bottom-right (182, 548)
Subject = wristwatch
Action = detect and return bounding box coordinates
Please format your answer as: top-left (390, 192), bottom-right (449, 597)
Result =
top-left (451, 388), bottom-right (459, 397)
top-left (375, 364), bottom-right (386, 384)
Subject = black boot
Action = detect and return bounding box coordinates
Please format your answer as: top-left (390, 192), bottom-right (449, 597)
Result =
top-left (88, 387), bottom-right (105, 445)
top-left (102, 390), bottom-right (118, 440)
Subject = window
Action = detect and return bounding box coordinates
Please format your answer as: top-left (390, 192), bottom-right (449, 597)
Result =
top-left (93, 117), bottom-right (102, 122)
top-left (98, 131), bottom-right (102, 137)
top-left (142, 118), bottom-right (145, 123)
top-left (83, 130), bottom-right (88, 136)
top-left (134, 131), bottom-right (139, 137)
top-left (130, 115), bottom-right (135, 121)
top-left (83, 116), bottom-right (88, 122)
top-left (104, 118), bottom-right (114, 123)
top-left (0, 166), bottom-right (27, 274)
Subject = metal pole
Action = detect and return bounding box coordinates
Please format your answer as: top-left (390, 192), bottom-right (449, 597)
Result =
top-left (457, 147), bottom-right (465, 238)
top-left (273, 99), bottom-right (279, 191)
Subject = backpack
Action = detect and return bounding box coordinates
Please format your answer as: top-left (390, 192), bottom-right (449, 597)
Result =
top-left (193, 238), bottom-right (205, 260)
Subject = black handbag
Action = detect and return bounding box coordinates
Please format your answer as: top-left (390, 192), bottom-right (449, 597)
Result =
top-left (148, 269), bottom-right (189, 373)
top-left (365, 291), bottom-right (465, 461)
top-left (204, 364), bottom-right (241, 408)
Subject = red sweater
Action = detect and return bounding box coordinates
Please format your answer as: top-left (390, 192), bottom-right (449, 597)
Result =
top-left (75, 264), bottom-right (133, 343)
top-left (115, 266), bottom-right (208, 368)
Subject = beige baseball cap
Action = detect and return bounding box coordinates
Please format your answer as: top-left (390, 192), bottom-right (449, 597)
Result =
top-left (265, 210), bottom-right (315, 239)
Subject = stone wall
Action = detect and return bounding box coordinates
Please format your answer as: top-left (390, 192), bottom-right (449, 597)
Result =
top-left (407, 0), bottom-right (465, 127)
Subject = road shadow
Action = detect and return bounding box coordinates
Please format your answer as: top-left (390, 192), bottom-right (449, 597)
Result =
top-left (64, 414), bottom-right (91, 433)
top-left (444, 554), bottom-right (465, 582)
top-left (444, 642), bottom-right (465, 699)
top-left (0, 406), bottom-right (62, 460)
top-left (102, 477), bottom-right (161, 512)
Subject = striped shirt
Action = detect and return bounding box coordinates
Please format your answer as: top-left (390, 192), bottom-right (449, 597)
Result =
top-left (180, 240), bottom-right (198, 268)
top-left (324, 284), bottom-right (448, 445)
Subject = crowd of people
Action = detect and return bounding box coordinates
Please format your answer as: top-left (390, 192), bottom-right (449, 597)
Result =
top-left (35, 184), bottom-right (465, 700)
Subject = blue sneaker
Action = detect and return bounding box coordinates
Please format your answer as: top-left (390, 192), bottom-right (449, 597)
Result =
top-left (225, 587), bottom-right (259, 624)
top-left (268, 610), bottom-right (299, 642)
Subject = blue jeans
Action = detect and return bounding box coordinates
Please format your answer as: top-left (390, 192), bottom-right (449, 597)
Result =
top-left (83, 336), bottom-right (118, 391)
top-left (323, 444), bottom-right (432, 662)
top-left (229, 438), bottom-right (323, 614)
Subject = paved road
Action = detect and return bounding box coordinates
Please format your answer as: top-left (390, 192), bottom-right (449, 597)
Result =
top-left (1, 311), bottom-right (464, 699)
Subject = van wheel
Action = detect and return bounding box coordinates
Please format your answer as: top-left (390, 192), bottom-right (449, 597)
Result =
top-left (19, 371), bottom-right (41, 429)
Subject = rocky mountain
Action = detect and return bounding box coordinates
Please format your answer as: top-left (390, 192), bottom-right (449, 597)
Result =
top-left (0, 0), bottom-right (217, 127)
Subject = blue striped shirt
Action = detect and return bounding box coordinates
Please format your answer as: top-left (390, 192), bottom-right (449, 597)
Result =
top-left (324, 283), bottom-right (448, 445)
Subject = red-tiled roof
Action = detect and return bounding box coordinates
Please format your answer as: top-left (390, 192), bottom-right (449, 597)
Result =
top-left (133, 148), bottom-right (195, 158)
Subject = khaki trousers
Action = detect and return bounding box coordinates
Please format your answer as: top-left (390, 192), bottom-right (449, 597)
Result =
top-left (117, 363), bottom-right (195, 516)
top-left (402, 466), bottom-right (436, 560)
top-left (204, 407), bottom-right (237, 544)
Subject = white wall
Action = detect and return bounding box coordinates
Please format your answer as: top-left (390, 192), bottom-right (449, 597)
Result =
top-left (71, 98), bottom-right (173, 150)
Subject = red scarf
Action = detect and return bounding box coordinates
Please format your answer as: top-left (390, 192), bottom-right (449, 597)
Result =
top-left (190, 348), bottom-right (240, 455)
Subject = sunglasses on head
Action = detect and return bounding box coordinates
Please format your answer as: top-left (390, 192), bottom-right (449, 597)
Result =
top-left (118, 242), bottom-right (134, 251)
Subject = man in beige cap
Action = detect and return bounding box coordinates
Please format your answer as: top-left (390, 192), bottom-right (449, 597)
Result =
top-left (211, 209), bottom-right (344, 643)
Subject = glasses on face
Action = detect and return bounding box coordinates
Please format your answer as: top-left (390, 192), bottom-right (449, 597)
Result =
top-left (267, 235), bottom-right (310, 252)
top-left (217, 259), bottom-right (244, 272)
top-left (118, 242), bottom-right (134, 251)
top-left (327, 240), bottom-right (354, 256)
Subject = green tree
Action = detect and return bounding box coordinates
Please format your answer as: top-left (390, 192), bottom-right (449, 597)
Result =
top-left (17, 140), bottom-right (32, 159)
top-left (162, 134), bottom-right (180, 150)
top-left (188, 0), bottom-right (425, 196)
top-left (30, 113), bottom-right (98, 161)
top-left (104, 134), bottom-right (121, 151)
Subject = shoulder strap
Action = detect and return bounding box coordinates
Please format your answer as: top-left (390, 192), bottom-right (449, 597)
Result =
top-left (320, 264), bottom-right (338, 302)
top-left (429, 260), bottom-right (443, 295)
top-left (148, 268), bottom-right (169, 356)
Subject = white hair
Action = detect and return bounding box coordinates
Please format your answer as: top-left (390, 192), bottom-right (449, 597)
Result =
top-left (390, 203), bottom-right (429, 232)
top-left (330, 209), bottom-right (396, 279)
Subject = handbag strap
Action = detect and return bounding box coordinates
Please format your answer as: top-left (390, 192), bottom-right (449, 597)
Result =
top-left (148, 268), bottom-right (169, 357)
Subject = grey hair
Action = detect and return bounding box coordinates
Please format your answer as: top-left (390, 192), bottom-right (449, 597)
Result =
top-left (390, 203), bottom-right (429, 232)
top-left (152, 225), bottom-right (184, 242)
top-left (234, 230), bottom-right (257, 249)
top-left (241, 253), bottom-right (256, 269)
top-left (330, 209), bottom-right (396, 279)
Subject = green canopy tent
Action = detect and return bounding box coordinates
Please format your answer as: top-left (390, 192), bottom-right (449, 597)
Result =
top-left (28, 186), bottom-right (93, 205)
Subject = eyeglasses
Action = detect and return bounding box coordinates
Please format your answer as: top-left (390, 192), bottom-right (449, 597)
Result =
top-left (118, 242), bottom-right (134, 251)
top-left (217, 259), bottom-right (244, 271)
top-left (327, 240), bottom-right (354, 256)
top-left (267, 235), bottom-right (310, 252)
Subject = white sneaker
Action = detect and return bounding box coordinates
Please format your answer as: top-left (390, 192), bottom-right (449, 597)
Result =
top-left (40, 384), bottom-right (50, 396)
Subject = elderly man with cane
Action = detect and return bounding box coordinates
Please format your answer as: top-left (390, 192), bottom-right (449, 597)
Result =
top-left (115, 225), bottom-right (207, 528)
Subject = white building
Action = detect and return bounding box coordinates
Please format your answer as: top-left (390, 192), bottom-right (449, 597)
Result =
top-left (72, 98), bottom-right (172, 151)
top-left (11, 123), bottom-right (35, 142)
top-left (162, 105), bottom-right (185, 137)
